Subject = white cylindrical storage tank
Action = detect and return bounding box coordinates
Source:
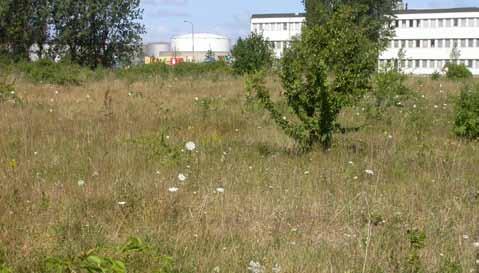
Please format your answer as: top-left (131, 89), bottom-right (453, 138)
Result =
top-left (171, 33), bottom-right (230, 53)
top-left (144, 42), bottom-right (170, 57)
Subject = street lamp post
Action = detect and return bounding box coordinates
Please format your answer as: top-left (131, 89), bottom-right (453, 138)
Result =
top-left (184, 20), bottom-right (194, 62)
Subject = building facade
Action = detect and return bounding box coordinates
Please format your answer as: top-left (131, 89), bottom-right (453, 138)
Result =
top-left (251, 7), bottom-right (479, 75)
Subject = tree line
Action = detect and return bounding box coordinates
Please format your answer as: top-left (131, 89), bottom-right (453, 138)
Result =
top-left (0, 0), bottom-right (145, 68)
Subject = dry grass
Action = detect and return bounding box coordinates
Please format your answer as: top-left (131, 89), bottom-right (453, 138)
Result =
top-left (0, 75), bottom-right (478, 273)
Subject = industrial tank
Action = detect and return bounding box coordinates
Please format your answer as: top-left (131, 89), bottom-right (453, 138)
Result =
top-left (171, 33), bottom-right (231, 53)
top-left (144, 42), bottom-right (170, 57)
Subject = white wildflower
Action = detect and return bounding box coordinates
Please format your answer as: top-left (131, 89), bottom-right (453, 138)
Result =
top-left (365, 169), bottom-right (375, 176)
top-left (348, 161), bottom-right (354, 165)
top-left (434, 105), bottom-right (439, 109)
top-left (473, 241), bottom-right (479, 248)
top-left (185, 141), bottom-right (196, 151)
top-left (388, 135), bottom-right (393, 139)
top-left (118, 201), bottom-right (127, 206)
top-left (156, 170), bottom-right (161, 175)
top-left (304, 171), bottom-right (310, 175)
top-left (213, 266), bottom-right (220, 273)
top-left (353, 176), bottom-right (359, 180)
top-left (216, 187), bottom-right (225, 193)
top-left (282, 116), bottom-right (287, 120)
top-left (178, 173), bottom-right (187, 182)
top-left (168, 187), bottom-right (179, 193)
top-left (413, 104), bottom-right (417, 108)
top-left (77, 180), bottom-right (85, 187)
top-left (272, 264), bottom-right (282, 273)
top-left (195, 97), bottom-right (199, 101)
top-left (463, 235), bottom-right (470, 240)
top-left (248, 261), bottom-right (264, 273)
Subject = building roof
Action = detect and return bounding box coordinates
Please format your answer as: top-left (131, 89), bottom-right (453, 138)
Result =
top-left (251, 13), bottom-right (305, 19)
top-left (251, 7), bottom-right (479, 19)
top-left (396, 7), bottom-right (479, 14)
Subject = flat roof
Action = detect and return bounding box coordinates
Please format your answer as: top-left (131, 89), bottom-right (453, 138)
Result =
top-left (251, 7), bottom-right (479, 19)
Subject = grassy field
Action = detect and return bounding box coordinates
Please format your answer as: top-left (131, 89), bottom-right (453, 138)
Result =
top-left (1, 73), bottom-right (479, 272)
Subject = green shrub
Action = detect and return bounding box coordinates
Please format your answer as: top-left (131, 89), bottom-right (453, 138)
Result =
top-left (445, 63), bottom-right (472, 80)
top-left (250, 4), bottom-right (380, 151)
top-left (454, 84), bottom-right (479, 139)
top-left (431, 71), bottom-right (441, 80)
top-left (231, 32), bottom-right (274, 75)
top-left (373, 67), bottom-right (412, 108)
top-left (16, 59), bottom-right (102, 85)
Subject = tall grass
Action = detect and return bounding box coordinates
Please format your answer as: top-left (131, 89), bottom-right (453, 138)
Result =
top-left (0, 74), bottom-right (478, 272)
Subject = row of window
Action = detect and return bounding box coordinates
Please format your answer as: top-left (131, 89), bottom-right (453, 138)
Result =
top-left (379, 59), bottom-right (479, 69)
top-left (270, 40), bottom-right (292, 50)
top-left (394, 17), bottom-right (479, 28)
top-left (390, 38), bottom-right (479, 49)
top-left (252, 22), bottom-right (303, 32)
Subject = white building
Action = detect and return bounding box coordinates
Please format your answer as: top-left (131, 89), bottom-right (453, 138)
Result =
top-left (251, 7), bottom-right (479, 75)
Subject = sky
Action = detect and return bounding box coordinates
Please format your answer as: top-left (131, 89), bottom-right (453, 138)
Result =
top-left (141, 0), bottom-right (479, 43)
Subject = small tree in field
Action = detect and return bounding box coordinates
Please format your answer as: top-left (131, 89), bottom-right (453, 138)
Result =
top-left (250, 4), bottom-right (380, 151)
top-left (231, 32), bottom-right (274, 75)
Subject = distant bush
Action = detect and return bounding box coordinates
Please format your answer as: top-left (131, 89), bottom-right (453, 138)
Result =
top-left (373, 67), bottom-right (412, 108)
top-left (454, 84), bottom-right (479, 139)
top-left (15, 59), bottom-right (104, 85)
top-left (231, 32), bottom-right (274, 75)
top-left (445, 63), bottom-right (472, 80)
top-left (431, 71), bottom-right (441, 80)
top-left (116, 61), bottom-right (233, 82)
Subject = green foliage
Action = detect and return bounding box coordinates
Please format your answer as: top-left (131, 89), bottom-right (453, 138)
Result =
top-left (231, 32), bottom-right (274, 75)
top-left (438, 257), bottom-right (463, 273)
top-left (454, 84), bottom-right (479, 139)
top-left (373, 67), bottom-right (412, 109)
top-left (445, 63), bottom-right (472, 80)
top-left (0, 264), bottom-right (12, 273)
top-left (16, 59), bottom-right (102, 85)
top-left (250, 4), bottom-right (380, 151)
top-left (44, 237), bottom-right (176, 273)
top-left (406, 229), bottom-right (426, 273)
top-left (51, 0), bottom-right (145, 68)
top-left (302, 0), bottom-right (399, 48)
top-left (0, 77), bottom-right (21, 105)
top-left (431, 71), bottom-right (441, 80)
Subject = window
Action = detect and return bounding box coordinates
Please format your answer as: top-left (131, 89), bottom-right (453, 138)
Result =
top-left (408, 60), bottom-right (413, 68)
top-left (395, 20), bottom-right (399, 28)
top-left (430, 39), bottom-right (436, 48)
top-left (258, 23), bottom-right (264, 31)
top-left (430, 19), bottom-right (437, 28)
top-left (476, 60), bottom-right (479, 69)
top-left (468, 60), bottom-right (473, 68)
top-left (416, 40), bottom-right (421, 48)
top-left (461, 39), bottom-right (466, 47)
top-left (461, 18), bottom-right (467, 27)
top-left (438, 39), bottom-right (444, 48)
top-left (454, 18), bottom-right (459, 27)
top-left (416, 19), bottom-right (421, 27)
top-left (423, 19), bottom-right (429, 28)
top-left (469, 39), bottom-right (474, 47)
top-left (422, 60), bottom-right (428, 68)
top-left (408, 40), bottom-right (414, 48)
top-left (401, 40), bottom-right (406, 48)
top-left (402, 20), bottom-right (407, 28)
top-left (445, 39), bottom-right (451, 48)
top-left (283, 23), bottom-right (287, 31)
top-left (422, 40), bottom-right (429, 48)
top-left (476, 39), bottom-right (479, 47)
top-left (401, 60), bottom-right (406, 68)
top-left (429, 60), bottom-right (435, 68)
top-left (453, 39), bottom-right (459, 47)
top-left (469, 18), bottom-right (475, 27)
top-left (415, 60), bottom-right (420, 68)
top-left (409, 20), bottom-right (414, 27)
top-left (446, 19), bottom-right (452, 27)
top-left (394, 40), bottom-right (399, 48)
top-left (438, 19), bottom-right (444, 27)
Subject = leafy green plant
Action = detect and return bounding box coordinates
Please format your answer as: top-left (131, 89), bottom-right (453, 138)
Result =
top-left (454, 84), bottom-right (479, 139)
top-left (249, 4), bottom-right (380, 151)
top-left (44, 237), bottom-right (176, 273)
top-left (444, 63), bottom-right (472, 80)
top-left (431, 71), bottom-right (441, 80)
top-left (0, 77), bottom-right (21, 104)
top-left (231, 32), bottom-right (274, 75)
top-left (406, 229), bottom-right (426, 273)
top-left (373, 66), bottom-right (412, 109)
